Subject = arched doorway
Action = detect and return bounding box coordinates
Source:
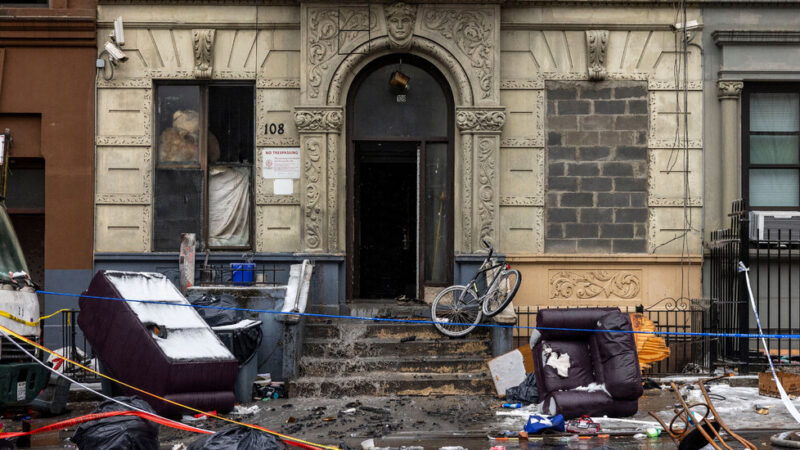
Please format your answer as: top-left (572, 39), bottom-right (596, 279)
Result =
top-left (346, 54), bottom-right (454, 301)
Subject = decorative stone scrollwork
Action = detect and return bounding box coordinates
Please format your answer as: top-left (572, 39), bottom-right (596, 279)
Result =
top-left (303, 138), bottom-right (323, 250)
top-left (192, 29), bottom-right (215, 79)
top-left (477, 137), bottom-right (496, 249)
top-left (717, 80), bottom-right (744, 100)
top-left (385, 2), bottom-right (416, 49)
top-left (294, 108), bottom-right (344, 133)
top-left (549, 270), bottom-right (641, 300)
top-left (421, 8), bottom-right (494, 99)
top-left (585, 30), bottom-right (609, 81)
top-left (456, 108), bottom-right (506, 133)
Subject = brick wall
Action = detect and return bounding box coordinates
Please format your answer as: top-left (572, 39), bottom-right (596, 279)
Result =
top-left (545, 81), bottom-right (648, 253)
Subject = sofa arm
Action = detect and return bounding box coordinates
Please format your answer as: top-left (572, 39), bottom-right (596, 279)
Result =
top-left (536, 308), bottom-right (620, 340)
top-left (593, 312), bottom-right (643, 401)
top-left (544, 390), bottom-right (638, 419)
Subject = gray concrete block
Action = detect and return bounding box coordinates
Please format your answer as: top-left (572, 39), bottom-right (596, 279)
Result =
top-left (580, 207), bottom-right (613, 223)
top-left (578, 146), bottom-right (611, 161)
top-left (630, 192), bottom-right (647, 207)
top-left (558, 100), bottom-right (591, 115)
top-left (548, 115), bottom-right (579, 130)
top-left (616, 146), bottom-right (648, 160)
top-left (561, 192), bottom-right (594, 207)
top-left (616, 208), bottom-right (648, 223)
top-left (548, 162), bottom-right (565, 176)
top-left (614, 115), bottom-right (649, 130)
top-left (598, 131), bottom-right (637, 146)
top-left (547, 223), bottom-right (563, 238)
top-left (566, 223), bottom-right (599, 238)
top-left (614, 86), bottom-right (647, 99)
top-left (548, 131), bottom-right (562, 145)
top-left (598, 192), bottom-right (630, 207)
top-left (546, 192), bottom-right (560, 207)
top-left (580, 87), bottom-right (612, 99)
top-left (601, 223), bottom-right (634, 238)
top-left (629, 100), bottom-right (648, 114)
top-left (577, 239), bottom-right (612, 253)
top-left (546, 239), bottom-right (578, 253)
top-left (564, 131), bottom-right (599, 146)
top-left (581, 176), bottom-right (613, 191)
top-left (601, 162), bottom-right (634, 177)
top-left (595, 100), bottom-right (626, 114)
top-left (580, 115), bottom-right (614, 131)
top-left (548, 146), bottom-right (577, 160)
top-left (567, 162), bottom-right (599, 176)
top-left (548, 87), bottom-right (579, 100)
top-left (615, 177), bottom-right (648, 192)
top-left (612, 239), bottom-right (648, 253)
top-left (549, 176), bottom-right (579, 190)
top-left (548, 208), bottom-right (578, 222)
top-left (634, 223), bottom-right (647, 238)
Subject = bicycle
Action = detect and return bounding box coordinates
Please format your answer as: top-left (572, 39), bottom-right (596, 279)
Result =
top-left (430, 240), bottom-right (521, 337)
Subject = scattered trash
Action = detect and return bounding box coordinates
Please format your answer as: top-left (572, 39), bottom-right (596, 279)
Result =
top-left (361, 438), bottom-right (375, 449)
top-left (633, 433), bottom-right (647, 439)
top-left (505, 372), bottom-right (538, 405)
top-left (501, 403), bottom-right (521, 409)
top-left (71, 396), bottom-right (159, 450)
top-left (181, 415), bottom-right (207, 423)
top-left (322, 417), bottom-right (336, 422)
top-left (754, 405), bottom-right (770, 415)
top-left (490, 446), bottom-right (505, 450)
top-left (229, 404), bottom-right (259, 416)
top-left (524, 414), bottom-right (565, 434)
top-left (172, 445), bottom-right (187, 450)
top-left (565, 415), bottom-right (600, 434)
top-left (487, 346), bottom-right (530, 397)
top-left (341, 408), bottom-right (357, 415)
top-left (187, 425), bottom-right (287, 449)
top-left (286, 416), bottom-right (297, 423)
top-left (400, 336), bottom-right (416, 343)
top-left (645, 427), bottom-right (662, 438)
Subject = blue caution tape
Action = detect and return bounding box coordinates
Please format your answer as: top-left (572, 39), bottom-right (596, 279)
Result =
top-left (33, 289), bottom-right (800, 340)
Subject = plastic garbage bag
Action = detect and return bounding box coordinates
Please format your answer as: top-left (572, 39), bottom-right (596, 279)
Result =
top-left (524, 414), bottom-right (565, 434)
top-left (188, 426), bottom-right (287, 450)
top-left (188, 293), bottom-right (243, 327)
top-left (71, 396), bottom-right (159, 450)
top-left (505, 372), bottom-right (538, 405)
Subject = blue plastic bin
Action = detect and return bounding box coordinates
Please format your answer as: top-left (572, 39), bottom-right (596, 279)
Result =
top-left (231, 263), bottom-right (255, 285)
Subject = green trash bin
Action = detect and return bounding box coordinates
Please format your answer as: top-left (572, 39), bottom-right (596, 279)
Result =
top-left (0, 362), bottom-right (50, 406)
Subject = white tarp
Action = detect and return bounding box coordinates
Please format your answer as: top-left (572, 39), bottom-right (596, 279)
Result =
top-left (208, 166), bottom-right (250, 247)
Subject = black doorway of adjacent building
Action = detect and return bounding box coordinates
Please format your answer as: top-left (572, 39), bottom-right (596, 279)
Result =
top-left (353, 141), bottom-right (417, 299)
top-left (346, 54), bottom-right (455, 301)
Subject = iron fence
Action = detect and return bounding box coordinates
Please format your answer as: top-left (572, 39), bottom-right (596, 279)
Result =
top-left (709, 199), bottom-right (800, 371)
top-left (58, 310), bottom-right (101, 383)
top-left (514, 301), bottom-right (708, 376)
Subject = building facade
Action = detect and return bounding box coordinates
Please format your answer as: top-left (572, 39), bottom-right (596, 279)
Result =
top-left (0, 0), bottom-right (96, 345)
top-left (93, 1), bottom-right (703, 312)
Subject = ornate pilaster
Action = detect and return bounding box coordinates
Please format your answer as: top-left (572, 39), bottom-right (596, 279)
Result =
top-left (457, 107), bottom-right (505, 252)
top-left (294, 106), bottom-right (343, 252)
top-left (717, 80), bottom-right (743, 226)
top-left (585, 30), bottom-right (609, 81)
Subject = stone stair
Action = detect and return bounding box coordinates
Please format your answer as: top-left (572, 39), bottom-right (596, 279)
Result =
top-left (288, 304), bottom-right (495, 397)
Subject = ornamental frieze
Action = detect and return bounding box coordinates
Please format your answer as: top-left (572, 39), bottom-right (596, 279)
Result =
top-left (549, 270), bottom-right (641, 300)
top-left (294, 107), bottom-right (344, 133)
top-left (456, 108), bottom-right (506, 132)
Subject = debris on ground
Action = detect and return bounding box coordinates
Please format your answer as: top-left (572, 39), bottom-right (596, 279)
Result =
top-left (504, 372), bottom-right (538, 405)
top-left (71, 396), bottom-right (159, 450)
top-left (187, 425), bottom-right (287, 449)
top-left (487, 346), bottom-right (530, 397)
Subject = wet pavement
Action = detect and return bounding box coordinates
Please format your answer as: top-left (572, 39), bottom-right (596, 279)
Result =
top-left (1, 381), bottom-right (796, 449)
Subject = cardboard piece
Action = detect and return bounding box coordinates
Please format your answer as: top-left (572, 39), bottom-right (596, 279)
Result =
top-left (488, 347), bottom-right (529, 397)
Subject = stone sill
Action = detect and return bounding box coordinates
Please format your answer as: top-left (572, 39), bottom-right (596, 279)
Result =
top-left (507, 253), bottom-right (702, 263)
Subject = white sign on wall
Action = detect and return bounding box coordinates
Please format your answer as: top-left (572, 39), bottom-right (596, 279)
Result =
top-left (0, 135), bottom-right (5, 166)
top-left (261, 147), bottom-right (300, 179)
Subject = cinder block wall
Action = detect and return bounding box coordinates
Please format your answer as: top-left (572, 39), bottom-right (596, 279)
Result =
top-left (545, 81), bottom-right (649, 253)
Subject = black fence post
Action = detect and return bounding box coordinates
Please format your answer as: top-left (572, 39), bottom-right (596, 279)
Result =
top-left (737, 200), bottom-right (750, 372)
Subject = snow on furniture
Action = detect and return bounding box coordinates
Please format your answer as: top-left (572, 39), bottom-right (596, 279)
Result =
top-left (78, 270), bottom-right (239, 417)
top-left (532, 308), bottom-right (643, 419)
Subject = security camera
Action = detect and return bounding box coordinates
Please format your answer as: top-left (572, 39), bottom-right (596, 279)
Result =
top-left (111, 16), bottom-right (125, 46)
top-left (673, 20), bottom-right (700, 32)
top-left (104, 41), bottom-right (128, 63)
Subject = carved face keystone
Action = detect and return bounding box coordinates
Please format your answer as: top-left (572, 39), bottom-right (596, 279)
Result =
top-left (385, 2), bottom-right (416, 48)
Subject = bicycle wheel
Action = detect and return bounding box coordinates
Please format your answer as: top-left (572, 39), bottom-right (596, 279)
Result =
top-left (482, 269), bottom-right (522, 317)
top-left (431, 285), bottom-right (483, 337)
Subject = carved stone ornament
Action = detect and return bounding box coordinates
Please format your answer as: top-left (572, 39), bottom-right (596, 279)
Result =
top-left (550, 270), bottom-right (641, 300)
top-left (294, 108), bottom-right (344, 133)
top-left (456, 109), bottom-right (506, 132)
top-left (717, 80), bottom-right (744, 100)
top-left (385, 2), bottom-right (416, 49)
top-left (585, 30), bottom-right (609, 81)
top-left (421, 8), bottom-right (495, 99)
top-left (192, 29), bottom-right (215, 79)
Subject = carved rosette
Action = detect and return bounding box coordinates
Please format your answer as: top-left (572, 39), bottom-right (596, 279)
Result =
top-left (294, 108), bottom-right (344, 133)
top-left (550, 270), bottom-right (641, 300)
top-left (192, 29), bottom-right (215, 79)
top-left (717, 81), bottom-right (744, 100)
top-left (421, 8), bottom-right (495, 99)
top-left (455, 108), bottom-right (506, 133)
top-left (303, 138), bottom-right (323, 250)
top-left (585, 30), bottom-right (609, 81)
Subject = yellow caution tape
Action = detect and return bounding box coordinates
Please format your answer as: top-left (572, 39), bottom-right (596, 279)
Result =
top-left (0, 308), bottom-right (71, 327)
top-left (0, 323), bottom-right (339, 450)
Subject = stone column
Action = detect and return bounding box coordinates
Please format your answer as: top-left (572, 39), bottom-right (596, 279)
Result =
top-left (456, 107), bottom-right (506, 252)
top-left (294, 106), bottom-right (343, 252)
top-left (718, 81), bottom-right (743, 219)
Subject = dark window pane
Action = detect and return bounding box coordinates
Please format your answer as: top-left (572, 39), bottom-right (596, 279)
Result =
top-left (750, 168), bottom-right (799, 207)
top-left (424, 143), bottom-right (448, 283)
top-left (750, 135), bottom-right (799, 165)
top-left (153, 169), bottom-right (203, 251)
top-left (353, 58), bottom-right (448, 138)
top-left (208, 85), bottom-right (254, 164)
top-left (157, 85), bottom-right (201, 167)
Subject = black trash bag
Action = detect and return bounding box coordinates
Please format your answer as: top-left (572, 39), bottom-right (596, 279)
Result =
top-left (188, 293), bottom-right (244, 327)
top-left (71, 396), bottom-right (159, 450)
top-left (506, 372), bottom-right (538, 405)
top-left (188, 426), bottom-right (288, 450)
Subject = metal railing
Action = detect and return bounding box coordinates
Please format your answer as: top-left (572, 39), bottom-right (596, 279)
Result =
top-left (514, 302), bottom-right (708, 375)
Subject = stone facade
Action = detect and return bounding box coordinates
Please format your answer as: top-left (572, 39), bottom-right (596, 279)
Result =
top-left (92, 1), bottom-right (704, 308)
top-left (545, 81), bottom-right (649, 254)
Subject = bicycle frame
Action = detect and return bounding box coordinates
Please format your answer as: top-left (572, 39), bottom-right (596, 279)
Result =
top-left (457, 248), bottom-right (507, 305)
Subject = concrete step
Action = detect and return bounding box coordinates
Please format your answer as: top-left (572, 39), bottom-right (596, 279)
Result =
top-left (304, 322), bottom-right (490, 340)
top-left (308, 302), bottom-right (431, 321)
top-left (298, 355), bottom-right (489, 377)
top-left (288, 372), bottom-right (495, 397)
top-left (302, 337), bottom-right (492, 358)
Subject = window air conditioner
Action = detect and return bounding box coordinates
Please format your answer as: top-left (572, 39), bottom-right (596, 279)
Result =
top-left (749, 211), bottom-right (800, 241)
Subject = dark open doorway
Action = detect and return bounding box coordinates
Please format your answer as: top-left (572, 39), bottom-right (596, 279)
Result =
top-left (354, 141), bottom-right (417, 299)
top-left (346, 54), bottom-right (454, 302)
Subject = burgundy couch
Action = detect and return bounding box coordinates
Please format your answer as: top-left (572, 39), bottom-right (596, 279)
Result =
top-left (532, 308), bottom-right (643, 419)
top-left (78, 271), bottom-right (239, 417)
